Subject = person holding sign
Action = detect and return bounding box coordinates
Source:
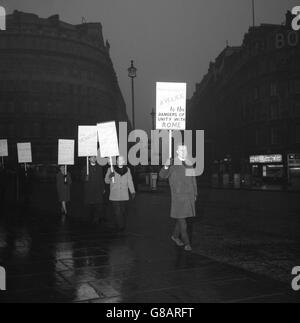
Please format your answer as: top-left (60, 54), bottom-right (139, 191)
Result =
top-left (56, 166), bottom-right (72, 218)
top-left (57, 139), bottom-right (74, 220)
top-left (159, 145), bottom-right (198, 252)
top-left (82, 156), bottom-right (105, 224)
top-left (0, 166), bottom-right (8, 207)
top-left (105, 156), bottom-right (136, 232)
top-left (0, 139), bottom-right (8, 206)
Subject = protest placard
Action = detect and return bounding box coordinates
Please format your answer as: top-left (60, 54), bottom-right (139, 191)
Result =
top-left (0, 139), bottom-right (8, 157)
top-left (58, 139), bottom-right (75, 165)
top-left (17, 143), bottom-right (32, 164)
top-left (156, 82), bottom-right (187, 131)
top-left (78, 126), bottom-right (98, 157)
top-left (97, 121), bottom-right (120, 158)
top-left (97, 121), bottom-right (119, 183)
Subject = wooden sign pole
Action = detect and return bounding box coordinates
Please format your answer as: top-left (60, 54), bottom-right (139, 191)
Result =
top-left (64, 165), bottom-right (67, 184)
top-left (86, 157), bottom-right (89, 177)
top-left (169, 130), bottom-right (173, 159)
top-left (109, 156), bottom-right (115, 183)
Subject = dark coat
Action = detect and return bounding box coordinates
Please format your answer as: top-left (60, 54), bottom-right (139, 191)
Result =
top-left (56, 172), bottom-right (72, 202)
top-left (160, 162), bottom-right (198, 219)
top-left (82, 164), bottom-right (105, 205)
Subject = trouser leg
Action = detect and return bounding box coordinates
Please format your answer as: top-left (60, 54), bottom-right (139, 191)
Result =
top-left (178, 218), bottom-right (191, 246)
top-left (113, 201), bottom-right (126, 231)
top-left (173, 220), bottom-right (180, 239)
top-left (92, 203), bottom-right (103, 223)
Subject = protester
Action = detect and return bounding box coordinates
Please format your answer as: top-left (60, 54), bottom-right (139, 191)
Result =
top-left (105, 156), bottom-right (135, 232)
top-left (82, 156), bottom-right (105, 224)
top-left (56, 165), bottom-right (72, 218)
top-left (0, 166), bottom-right (8, 206)
top-left (18, 165), bottom-right (34, 207)
top-left (159, 145), bottom-right (198, 251)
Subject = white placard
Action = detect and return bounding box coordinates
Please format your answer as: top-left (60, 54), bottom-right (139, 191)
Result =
top-left (0, 139), bottom-right (8, 157)
top-left (78, 126), bottom-right (98, 157)
top-left (156, 82), bottom-right (187, 130)
top-left (17, 143), bottom-right (32, 164)
top-left (97, 121), bottom-right (119, 158)
top-left (58, 139), bottom-right (75, 165)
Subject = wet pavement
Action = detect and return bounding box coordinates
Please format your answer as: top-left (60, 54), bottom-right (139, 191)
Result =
top-left (0, 190), bottom-right (299, 303)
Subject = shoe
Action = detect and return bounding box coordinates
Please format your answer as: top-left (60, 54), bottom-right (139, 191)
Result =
top-left (171, 236), bottom-right (185, 247)
top-left (184, 245), bottom-right (192, 252)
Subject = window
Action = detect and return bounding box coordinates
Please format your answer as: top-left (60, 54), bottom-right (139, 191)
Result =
top-left (294, 80), bottom-right (300, 93)
top-left (7, 102), bottom-right (15, 113)
top-left (270, 103), bottom-right (279, 120)
top-left (8, 124), bottom-right (14, 138)
top-left (254, 87), bottom-right (259, 100)
top-left (255, 129), bottom-right (260, 146)
top-left (270, 82), bottom-right (277, 97)
top-left (33, 123), bottom-right (40, 138)
top-left (294, 102), bottom-right (300, 117)
top-left (296, 125), bottom-right (300, 144)
top-left (271, 128), bottom-right (281, 145)
top-left (23, 124), bottom-right (30, 138)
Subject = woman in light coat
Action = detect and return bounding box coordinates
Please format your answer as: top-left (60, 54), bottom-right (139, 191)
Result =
top-left (105, 156), bottom-right (136, 231)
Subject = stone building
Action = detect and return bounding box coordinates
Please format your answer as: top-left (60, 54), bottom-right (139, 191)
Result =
top-left (188, 11), bottom-right (300, 187)
top-left (0, 10), bottom-right (129, 164)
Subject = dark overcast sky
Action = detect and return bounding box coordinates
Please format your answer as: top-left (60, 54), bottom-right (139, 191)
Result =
top-left (2, 0), bottom-right (299, 131)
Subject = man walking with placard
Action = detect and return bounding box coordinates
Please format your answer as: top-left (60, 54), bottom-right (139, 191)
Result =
top-left (82, 156), bottom-right (105, 224)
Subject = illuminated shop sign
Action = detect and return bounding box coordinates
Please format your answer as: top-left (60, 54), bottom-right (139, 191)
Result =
top-left (250, 154), bottom-right (283, 164)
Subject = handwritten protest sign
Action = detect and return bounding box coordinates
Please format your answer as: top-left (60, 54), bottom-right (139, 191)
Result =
top-left (97, 121), bottom-right (119, 158)
top-left (78, 126), bottom-right (98, 157)
top-left (156, 82), bottom-right (187, 130)
top-left (0, 139), bottom-right (8, 157)
top-left (17, 143), bottom-right (32, 164)
top-left (58, 139), bottom-right (75, 165)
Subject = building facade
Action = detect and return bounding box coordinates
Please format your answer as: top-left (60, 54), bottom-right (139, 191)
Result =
top-left (188, 11), bottom-right (300, 187)
top-left (0, 10), bottom-right (129, 164)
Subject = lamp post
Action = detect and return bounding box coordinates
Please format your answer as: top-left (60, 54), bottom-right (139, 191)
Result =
top-left (150, 108), bottom-right (156, 155)
top-left (150, 108), bottom-right (156, 130)
top-left (128, 60), bottom-right (137, 129)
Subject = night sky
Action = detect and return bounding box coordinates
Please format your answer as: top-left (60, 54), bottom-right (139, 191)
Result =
top-left (2, 0), bottom-right (299, 131)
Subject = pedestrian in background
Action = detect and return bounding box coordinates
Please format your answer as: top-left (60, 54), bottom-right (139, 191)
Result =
top-left (56, 165), bottom-right (72, 219)
top-left (159, 145), bottom-right (198, 252)
top-left (82, 156), bottom-right (105, 224)
top-left (105, 156), bottom-right (135, 232)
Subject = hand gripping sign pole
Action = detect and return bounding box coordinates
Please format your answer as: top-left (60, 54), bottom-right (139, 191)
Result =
top-left (0, 139), bottom-right (8, 169)
top-left (156, 82), bottom-right (187, 160)
top-left (97, 121), bottom-right (120, 184)
top-left (78, 126), bottom-right (98, 179)
top-left (109, 157), bottom-right (115, 183)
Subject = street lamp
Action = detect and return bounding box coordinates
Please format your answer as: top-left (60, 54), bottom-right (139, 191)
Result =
top-left (150, 108), bottom-right (156, 130)
top-left (128, 60), bottom-right (137, 129)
